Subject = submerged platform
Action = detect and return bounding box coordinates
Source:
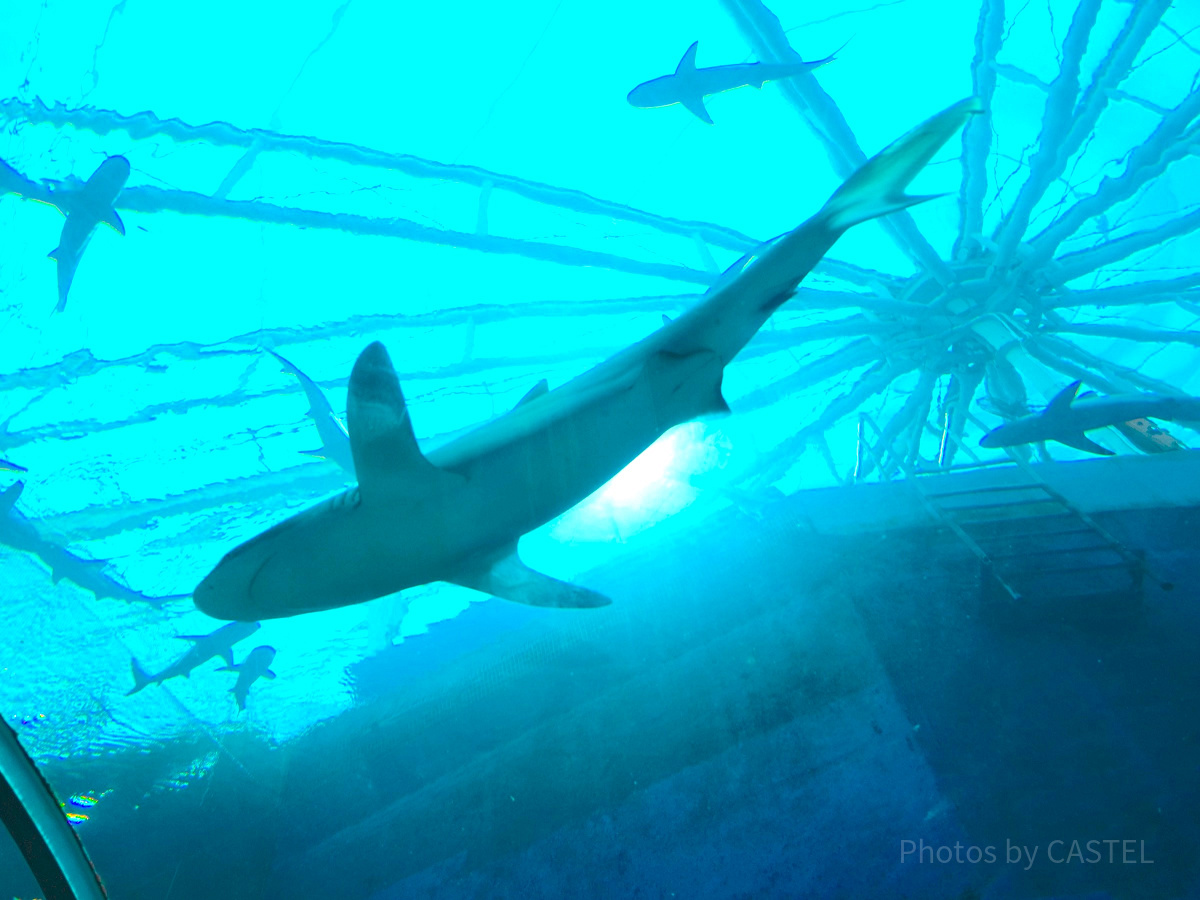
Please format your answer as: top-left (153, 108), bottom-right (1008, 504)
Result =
top-left (16, 450), bottom-right (1200, 899)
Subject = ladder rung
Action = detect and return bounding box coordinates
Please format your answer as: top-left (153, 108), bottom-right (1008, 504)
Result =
top-left (922, 482), bottom-right (1050, 500)
top-left (990, 543), bottom-right (1117, 560)
top-left (942, 497), bottom-right (1066, 513)
top-left (1017, 561), bottom-right (1136, 576)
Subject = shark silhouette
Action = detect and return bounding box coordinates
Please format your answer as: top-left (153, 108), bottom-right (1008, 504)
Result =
top-left (0, 481), bottom-right (179, 605)
top-left (217, 644), bottom-right (277, 711)
top-left (127, 621), bottom-right (261, 694)
top-left (979, 380), bottom-right (1200, 456)
top-left (45, 156), bottom-right (130, 312)
top-left (194, 97), bottom-right (981, 621)
top-left (628, 41), bottom-right (836, 124)
top-left (268, 349), bottom-right (355, 474)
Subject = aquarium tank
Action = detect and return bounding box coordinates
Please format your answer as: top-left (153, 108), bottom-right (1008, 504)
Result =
top-left (1, 0), bottom-right (1199, 897)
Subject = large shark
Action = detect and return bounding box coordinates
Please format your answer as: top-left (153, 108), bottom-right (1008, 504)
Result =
top-left (44, 156), bottom-right (130, 312)
top-left (217, 644), bottom-right (277, 711)
top-left (627, 41), bottom-right (836, 124)
top-left (979, 380), bottom-right (1200, 456)
top-left (268, 349), bottom-right (355, 474)
top-left (194, 97), bottom-right (981, 621)
top-left (127, 620), bottom-right (261, 695)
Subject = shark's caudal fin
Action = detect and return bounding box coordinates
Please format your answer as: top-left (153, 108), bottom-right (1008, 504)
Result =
top-left (819, 97), bottom-right (984, 231)
top-left (449, 548), bottom-right (611, 608)
top-left (126, 659), bottom-right (154, 695)
top-left (347, 342), bottom-right (465, 498)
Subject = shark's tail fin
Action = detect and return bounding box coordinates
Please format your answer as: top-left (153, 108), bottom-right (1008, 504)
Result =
top-left (819, 97), bottom-right (983, 232)
top-left (126, 658), bottom-right (154, 695)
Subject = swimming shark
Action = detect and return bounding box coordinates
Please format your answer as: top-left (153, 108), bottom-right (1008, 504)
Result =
top-left (979, 380), bottom-right (1200, 456)
top-left (44, 156), bottom-right (130, 312)
top-left (216, 644), bottom-right (277, 711)
top-left (1, 481), bottom-right (180, 605)
top-left (268, 349), bottom-right (355, 474)
top-left (127, 620), bottom-right (261, 695)
top-left (627, 41), bottom-right (836, 124)
top-left (194, 97), bottom-right (981, 621)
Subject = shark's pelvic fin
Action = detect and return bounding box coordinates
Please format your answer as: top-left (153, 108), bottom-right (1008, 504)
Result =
top-left (347, 342), bottom-right (464, 498)
top-left (175, 635), bottom-right (206, 643)
top-left (820, 96), bottom-right (984, 231)
top-left (1056, 431), bottom-right (1114, 456)
top-left (0, 481), bottom-right (24, 515)
top-left (449, 550), bottom-right (611, 608)
top-left (1045, 380), bottom-right (1082, 417)
top-left (217, 647), bottom-right (237, 667)
top-left (515, 379), bottom-right (549, 408)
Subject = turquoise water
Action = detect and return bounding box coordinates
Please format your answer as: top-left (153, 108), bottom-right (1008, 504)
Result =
top-left (1, 1), bottom-right (1199, 897)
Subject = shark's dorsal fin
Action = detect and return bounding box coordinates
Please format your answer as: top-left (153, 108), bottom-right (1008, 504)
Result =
top-left (1056, 431), bottom-right (1114, 456)
top-left (1045, 380), bottom-right (1082, 417)
top-left (515, 379), bottom-right (548, 409)
top-left (449, 548), bottom-right (611, 608)
top-left (0, 481), bottom-right (23, 515)
top-left (347, 341), bottom-right (463, 498)
top-left (675, 41), bottom-right (700, 75)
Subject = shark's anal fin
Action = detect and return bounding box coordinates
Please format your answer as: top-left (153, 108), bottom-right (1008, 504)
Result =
top-left (681, 94), bottom-right (714, 125)
top-left (448, 550), bottom-right (611, 609)
top-left (1056, 431), bottom-right (1115, 456)
top-left (347, 342), bottom-right (465, 497)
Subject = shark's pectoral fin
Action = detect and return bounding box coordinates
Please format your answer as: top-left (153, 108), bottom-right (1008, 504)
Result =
top-left (0, 481), bottom-right (24, 515)
top-left (448, 551), bottom-right (612, 609)
top-left (1056, 431), bottom-right (1115, 456)
top-left (214, 664), bottom-right (239, 673)
top-left (102, 210), bottom-right (125, 236)
top-left (263, 669), bottom-right (277, 680)
top-left (347, 342), bottom-right (465, 497)
top-left (515, 379), bottom-right (549, 409)
top-left (681, 94), bottom-right (714, 125)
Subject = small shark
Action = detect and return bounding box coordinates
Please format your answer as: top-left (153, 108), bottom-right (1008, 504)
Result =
top-left (628, 41), bottom-right (836, 124)
top-left (268, 349), bottom-right (355, 474)
top-left (216, 644), bottom-right (277, 711)
top-left (194, 97), bottom-right (980, 621)
top-left (127, 620), bottom-right (261, 695)
top-left (45, 156), bottom-right (131, 312)
top-left (979, 380), bottom-right (1200, 456)
top-left (1, 481), bottom-right (179, 605)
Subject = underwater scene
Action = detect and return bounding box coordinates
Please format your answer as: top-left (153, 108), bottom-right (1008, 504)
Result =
top-left (1, 0), bottom-right (1199, 897)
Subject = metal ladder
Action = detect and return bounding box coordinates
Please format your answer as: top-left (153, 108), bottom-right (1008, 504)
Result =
top-left (912, 459), bottom-right (1147, 607)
